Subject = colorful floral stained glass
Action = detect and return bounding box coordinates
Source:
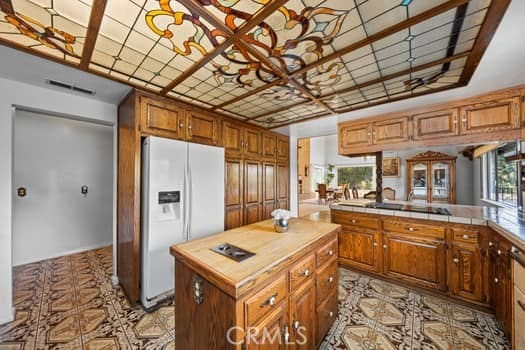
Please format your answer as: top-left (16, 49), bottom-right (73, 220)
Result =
top-left (0, 0), bottom-right (505, 128)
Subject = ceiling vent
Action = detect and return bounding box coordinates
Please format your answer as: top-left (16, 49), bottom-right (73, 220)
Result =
top-left (46, 80), bottom-right (95, 95)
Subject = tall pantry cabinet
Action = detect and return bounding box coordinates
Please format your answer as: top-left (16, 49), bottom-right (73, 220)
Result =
top-left (224, 120), bottom-right (290, 229)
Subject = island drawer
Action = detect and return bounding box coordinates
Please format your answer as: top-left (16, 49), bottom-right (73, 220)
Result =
top-left (383, 218), bottom-right (445, 239)
top-left (317, 238), bottom-right (337, 268)
top-left (289, 253), bottom-right (315, 291)
top-left (316, 258), bottom-right (338, 305)
top-left (332, 211), bottom-right (380, 231)
top-left (317, 289), bottom-right (338, 345)
top-left (451, 226), bottom-right (480, 244)
top-left (245, 273), bottom-right (287, 326)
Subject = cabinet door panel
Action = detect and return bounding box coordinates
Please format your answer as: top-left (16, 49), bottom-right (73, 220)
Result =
top-left (316, 290), bottom-right (337, 346)
top-left (277, 136), bottom-right (289, 162)
top-left (263, 133), bottom-right (277, 161)
top-left (224, 121), bottom-right (244, 158)
top-left (373, 117), bottom-right (409, 144)
top-left (289, 280), bottom-right (316, 350)
top-left (339, 123), bottom-right (370, 149)
top-left (277, 164), bottom-right (289, 209)
top-left (263, 163), bottom-right (276, 219)
top-left (514, 286), bottom-right (525, 350)
top-left (225, 207), bottom-right (242, 230)
top-left (186, 111), bottom-right (220, 145)
top-left (244, 160), bottom-right (261, 225)
top-left (383, 233), bottom-right (447, 291)
top-left (450, 244), bottom-right (484, 303)
top-left (245, 127), bottom-right (262, 159)
top-left (140, 97), bottom-right (185, 139)
top-left (338, 230), bottom-right (380, 273)
top-left (225, 159), bottom-right (243, 229)
top-left (246, 302), bottom-right (288, 350)
top-left (412, 109), bottom-right (459, 140)
top-left (459, 96), bottom-right (520, 134)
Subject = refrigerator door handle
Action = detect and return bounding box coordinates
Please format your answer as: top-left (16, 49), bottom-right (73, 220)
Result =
top-left (183, 152), bottom-right (190, 241)
top-left (187, 161), bottom-right (192, 240)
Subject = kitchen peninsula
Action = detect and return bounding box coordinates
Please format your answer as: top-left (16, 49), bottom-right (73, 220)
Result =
top-left (170, 218), bottom-right (341, 349)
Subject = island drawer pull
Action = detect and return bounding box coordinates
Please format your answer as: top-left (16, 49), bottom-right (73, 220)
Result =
top-left (329, 311), bottom-right (334, 318)
top-left (408, 227), bottom-right (414, 232)
top-left (462, 234), bottom-right (470, 239)
top-left (351, 219), bottom-right (356, 223)
top-left (328, 276), bottom-right (334, 283)
top-left (283, 325), bottom-right (290, 342)
top-left (453, 257), bottom-right (459, 264)
top-left (328, 249), bottom-right (334, 256)
top-left (260, 293), bottom-right (278, 308)
top-left (302, 269), bottom-right (310, 277)
top-left (293, 320), bottom-right (300, 330)
top-left (518, 300), bottom-right (525, 311)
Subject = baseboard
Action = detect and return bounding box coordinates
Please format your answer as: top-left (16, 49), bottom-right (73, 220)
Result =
top-left (13, 241), bottom-right (113, 267)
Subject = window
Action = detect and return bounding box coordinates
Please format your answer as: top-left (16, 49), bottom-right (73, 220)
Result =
top-left (481, 142), bottom-right (519, 206)
top-left (336, 165), bottom-right (376, 196)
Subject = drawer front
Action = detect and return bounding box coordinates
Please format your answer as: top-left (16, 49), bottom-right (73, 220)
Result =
top-left (514, 258), bottom-right (525, 294)
top-left (245, 273), bottom-right (287, 326)
top-left (316, 259), bottom-right (338, 305)
top-left (383, 218), bottom-right (445, 239)
top-left (317, 238), bottom-right (338, 268)
top-left (332, 211), bottom-right (380, 231)
top-left (316, 290), bottom-right (338, 346)
top-left (515, 286), bottom-right (525, 350)
top-left (289, 254), bottom-right (315, 291)
top-left (451, 227), bottom-right (480, 244)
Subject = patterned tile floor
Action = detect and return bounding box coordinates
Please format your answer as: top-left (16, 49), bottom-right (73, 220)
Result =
top-left (0, 246), bottom-right (509, 349)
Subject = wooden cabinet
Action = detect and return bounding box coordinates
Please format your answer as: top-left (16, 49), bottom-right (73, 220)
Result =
top-left (223, 121), bottom-right (262, 159)
top-left (373, 116), bottom-right (409, 144)
top-left (225, 158), bottom-right (243, 230)
top-left (316, 290), bottom-right (337, 346)
top-left (339, 122), bottom-right (371, 149)
top-left (263, 162), bottom-right (276, 220)
top-left (262, 133), bottom-right (277, 161)
top-left (339, 230), bottom-right (381, 273)
top-left (382, 231), bottom-right (447, 291)
top-left (489, 236), bottom-right (512, 335)
top-left (459, 96), bottom-right (520, 135)
top-left (407, 151), bottom-right (457, 204)
top-left (277, 163), bottom-right (289, 210)
top-left (186, 110), bottom-right (220, 146)
top-left (277, 135), bottom-right (289, 162)
top-left (247, 302), bottom-right (289, 350)
top-left (412, 108), bottom-right (459, 140)
top-left (140, 96), bottom-right (186, 140)
top-left (244, 160), bottom-right (262, 225)
top-left (513, 254), bottom-right (525, 350)
top-left (289, 280), bottom-right (316, 350)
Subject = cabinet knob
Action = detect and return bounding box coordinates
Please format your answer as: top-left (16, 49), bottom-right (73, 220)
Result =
top-left (383, 244), bottom-right (387, 249)
top-left (328, 276), bottom-right (334, 283)
top-left (188, 124), bottom-right (192, 130)
top-left (462, 234), bottom-right (469, 239)
top-left (283, 325), bottom-right (290, 342)
top-left (494, 277), bottom-right (499, 284)
top-left (408, 227), bottom-right (414, 232)
top-left (497, 249), bottom-right (502, 255)
top-left (373, 242), bottom-right (378, 247)
top-left (293, 320), bottom-right (300, 330)
top-left (453, 257), bottom-right (459, 264)
top-left (329, 311), bottom-right (334, 318)
top-left (328, 249), bottom-right (334, 256)
top-left (179, 121), bottom-right (184, 128)
top-left (351, 219), bottom-right (356, 223)
top-left (261, 293), bottom-right (278, 307)
top-left (269, 296), bottom-right (276, 305)
top-left (489, 241), bottom-right (494, 247)
top-left (302, 269), bottom-right (310, 277)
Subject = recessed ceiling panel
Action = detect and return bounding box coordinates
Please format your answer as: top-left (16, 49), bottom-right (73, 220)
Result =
top-left (250, 102), bottom-right (329, 128)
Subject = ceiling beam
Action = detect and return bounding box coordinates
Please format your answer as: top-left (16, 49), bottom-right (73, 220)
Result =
top-left (289, 0), bottom-right (472, 79)
top-left (160, 0), bottom-right (289, 95)
top-left (459, 0), bottom-right (511, 84)
top-left (79, 0), bottom-right (107, 70)
top-left (319, 51), bottom-right (471, 101)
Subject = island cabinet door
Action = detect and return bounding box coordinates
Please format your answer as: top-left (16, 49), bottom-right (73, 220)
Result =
top-left (289, 279), bottom-right (316, 350)
top-left (246, 302), bottom-right (289, 350)
top-left (382, 232), bottom-right (447, 291)
top-left (338, 228), bottom-right (381, 273)
top-left (449, 244), bottom-right (484, 303)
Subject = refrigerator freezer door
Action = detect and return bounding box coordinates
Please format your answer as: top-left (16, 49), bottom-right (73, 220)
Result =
top-left (188, 143), bottom-right (225, 240)
top-left (141, 136), bottom-right (187, 308)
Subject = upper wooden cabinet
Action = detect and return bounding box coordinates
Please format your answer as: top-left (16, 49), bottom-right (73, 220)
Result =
top-left (276, 135), bottom-right (289, 162)
top-left (186, 110), bottom-right (221, 146)
top-left (140, 96), bottom-right (186, 140)
top-left (337, 87), bottom-right (524, 155)
top-left (223, 121), bottom-right (262, 159)
top-left (373, 117), bottom-right (409, 144)
top-left (459, 96), bottom-right (521, 135)
top-left (412, 108), bottom-right (460, 140)
top-left (262, 133), bottom-right (277, 161)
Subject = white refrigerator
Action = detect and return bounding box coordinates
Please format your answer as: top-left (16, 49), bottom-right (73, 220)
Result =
top-left (141, 136), bottom-right (225, 309)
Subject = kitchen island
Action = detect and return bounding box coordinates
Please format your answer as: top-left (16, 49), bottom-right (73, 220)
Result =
top-left (170, 218), bottom-right (341, 350)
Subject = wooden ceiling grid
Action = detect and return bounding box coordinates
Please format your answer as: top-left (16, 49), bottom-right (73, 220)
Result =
top-left (0, 0), bottom-right (510, 129)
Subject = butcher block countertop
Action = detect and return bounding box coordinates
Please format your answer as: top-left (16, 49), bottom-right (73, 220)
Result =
top-left (170, 218), bottom-right (340, 299)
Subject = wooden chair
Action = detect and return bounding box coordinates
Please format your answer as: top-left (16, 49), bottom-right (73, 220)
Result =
top-left (317, 183), bottom-right (327, 204)
top-left (343, 184), bottom-right (351, 200)
top-left (383, 187), bottom-right (396, 200)
top-left (363, 191), bottom-right (376, 200)
top-left (351, 186), bottom-right (359, 199)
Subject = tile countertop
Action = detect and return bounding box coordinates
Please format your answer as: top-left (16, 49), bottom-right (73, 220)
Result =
top-left (330, 200), bottom-right (525, 251)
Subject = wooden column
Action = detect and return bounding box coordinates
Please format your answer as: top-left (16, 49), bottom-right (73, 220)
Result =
top-left (375, 152), bottom-right (383, 203)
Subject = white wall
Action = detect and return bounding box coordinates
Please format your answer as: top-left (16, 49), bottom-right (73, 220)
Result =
top-left (309, 136), bottom-right (326, 165)
top-left (0, 77), bottom-right (117, 324)
top-left (13, 110), bottom-right (113, 265)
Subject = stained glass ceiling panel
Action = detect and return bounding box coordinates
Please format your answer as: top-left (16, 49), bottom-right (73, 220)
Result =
top-left (0, 0), bottom-right (507, 128)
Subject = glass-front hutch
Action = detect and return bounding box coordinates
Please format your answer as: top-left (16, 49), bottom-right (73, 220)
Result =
top-left (407, 151), bottom-right (457, 204)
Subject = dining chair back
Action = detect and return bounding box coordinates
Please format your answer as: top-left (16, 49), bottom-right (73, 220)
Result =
top-left (318, 183), bottom-right (327, 203)
top-left (351, 186), bottom-right (359, 199)
top-left (383, 187), bottom-right (396, 200)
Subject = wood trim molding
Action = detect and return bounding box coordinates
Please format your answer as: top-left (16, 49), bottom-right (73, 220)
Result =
top-left (79, 0), bottom-right (108, 70)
